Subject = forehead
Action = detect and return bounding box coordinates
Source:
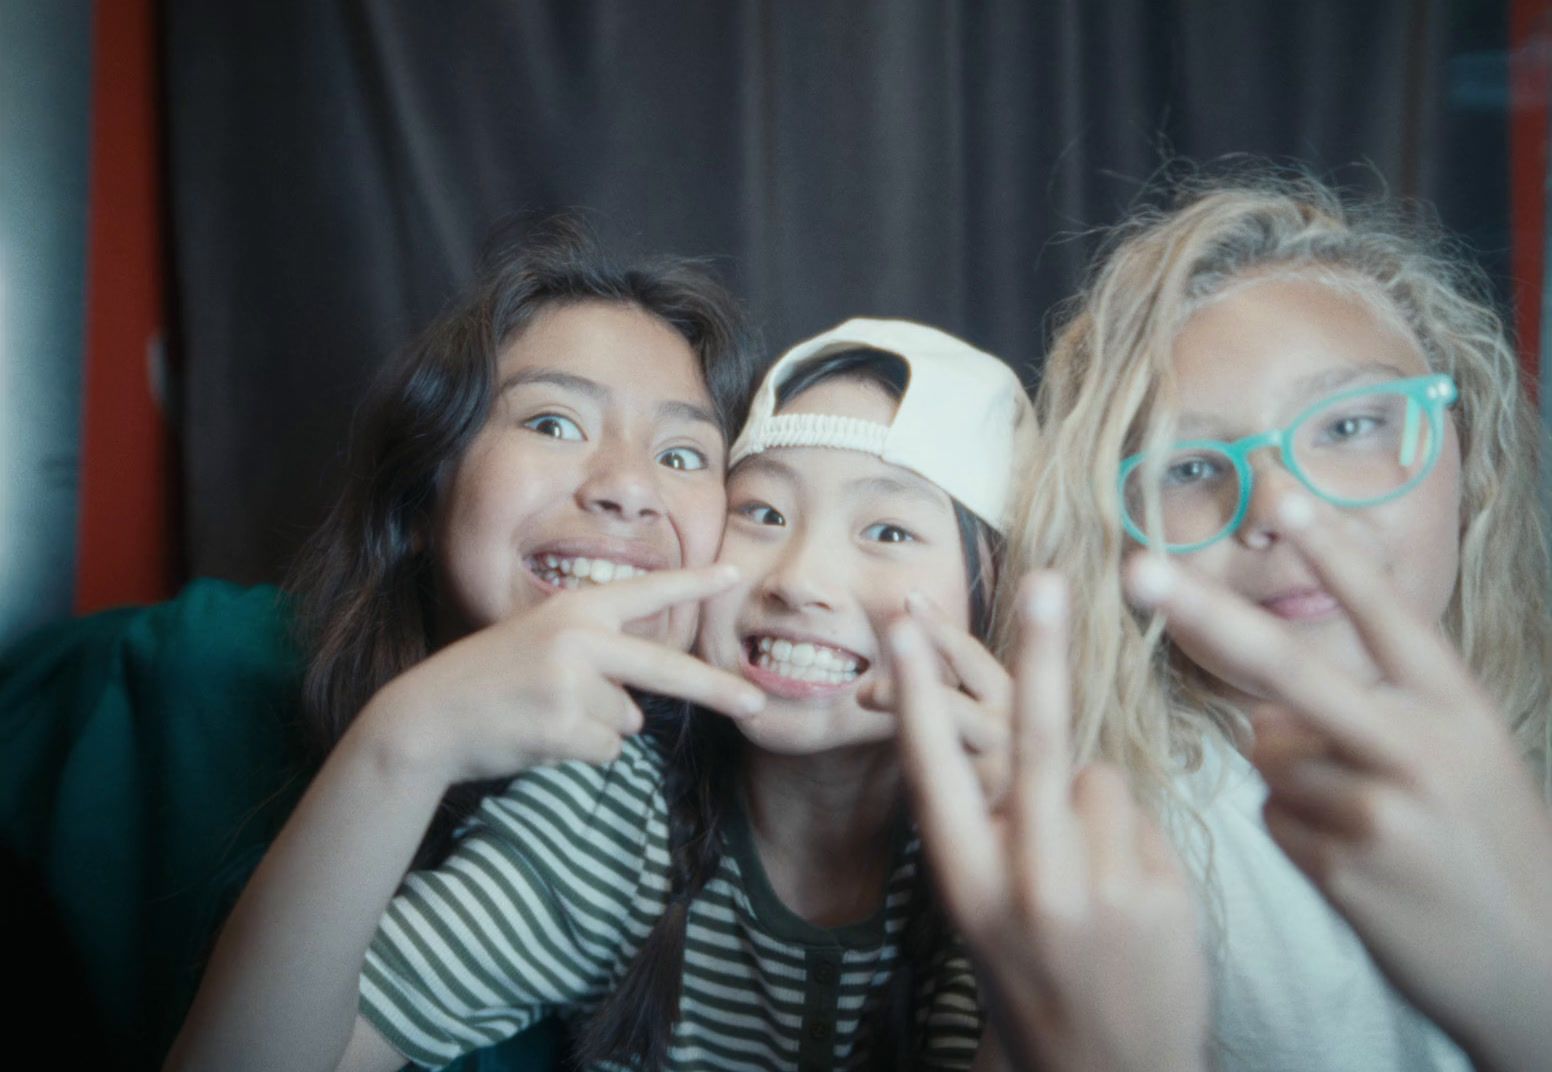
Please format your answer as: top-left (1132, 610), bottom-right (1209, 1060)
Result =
top-left (776, 374), bottom-right (901, 425)
top-left (1171, 276), bottom-right (1428, 398)
top-left (498, 300), bottom-right (709, 403)
top-left (732, 446), bottom-right (954, 519)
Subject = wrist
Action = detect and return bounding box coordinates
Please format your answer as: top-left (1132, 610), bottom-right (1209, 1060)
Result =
top-left (353, 682), bottom-right (462, 793)
top-left (1456, 940), bottom-right (1552, 1072)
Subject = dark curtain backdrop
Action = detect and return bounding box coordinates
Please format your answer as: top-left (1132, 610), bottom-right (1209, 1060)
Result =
top-left (164, 0), bottom-right (1507, 584)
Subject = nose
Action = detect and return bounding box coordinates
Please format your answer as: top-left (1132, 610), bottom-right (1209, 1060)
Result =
top-left (759, 528), bottom-right (839, 613)
top-left (1234, 452), bottom-right (1303, 550)
top-left (575, 438), bottom-right (666, 523)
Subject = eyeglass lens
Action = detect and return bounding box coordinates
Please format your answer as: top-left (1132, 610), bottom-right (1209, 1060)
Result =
top-left (1123, 388), bottom-right (1434, 547)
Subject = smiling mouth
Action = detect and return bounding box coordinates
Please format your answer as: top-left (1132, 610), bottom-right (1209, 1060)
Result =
top-left (743, 635), bottom-right (868, 686)
top-left (1260, 589), bottom-right (1342, 621)
top-left (525, 554), bottom-right (652, 590)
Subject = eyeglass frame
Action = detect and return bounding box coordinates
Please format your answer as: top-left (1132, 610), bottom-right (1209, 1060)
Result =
top-left (1117, 373), bottom-right (1459, 554)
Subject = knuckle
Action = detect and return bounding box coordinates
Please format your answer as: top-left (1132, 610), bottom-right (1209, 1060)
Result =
top-left (549, 626), bottom-right (598, 662)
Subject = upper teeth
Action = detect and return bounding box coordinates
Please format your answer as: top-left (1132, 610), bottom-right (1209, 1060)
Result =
top-left (532, 554), bottom-right (646, 588)
top-left (753, 635), bottom-right (863, 684)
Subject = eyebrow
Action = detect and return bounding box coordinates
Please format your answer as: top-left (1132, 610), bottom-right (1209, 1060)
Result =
top-left (735, 455), bottom-right (947, 508)
top-left (501, 367), bottom-right (719, 429)
top-left (1174, 361), bottom-right (1413, 438)
top-left (844, 474), bottom-right (947, 509)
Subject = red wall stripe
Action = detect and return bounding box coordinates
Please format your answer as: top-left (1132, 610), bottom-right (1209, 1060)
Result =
top-left (75, 0), bottom-right (173, 612)
top-left (1510, 0), bottom-right (1551, 403)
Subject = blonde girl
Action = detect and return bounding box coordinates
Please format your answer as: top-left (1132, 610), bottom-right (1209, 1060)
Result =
top-left (1008, 172), bottom-right (1552, 1071)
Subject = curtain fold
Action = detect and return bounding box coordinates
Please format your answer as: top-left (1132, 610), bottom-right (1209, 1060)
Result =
top-left (165, 0), bottom-right (1501, 584)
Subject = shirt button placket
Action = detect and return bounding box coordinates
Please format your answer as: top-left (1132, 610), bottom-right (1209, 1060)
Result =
top-left (799, 949), bottom-right (843, 1070)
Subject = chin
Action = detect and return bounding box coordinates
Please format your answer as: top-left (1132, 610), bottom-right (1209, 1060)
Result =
top-left (734, 702), bottom-right (895, 756)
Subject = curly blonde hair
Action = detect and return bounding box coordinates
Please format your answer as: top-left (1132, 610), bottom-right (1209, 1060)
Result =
top-left (1001, 169), bottom-right (1552, 815)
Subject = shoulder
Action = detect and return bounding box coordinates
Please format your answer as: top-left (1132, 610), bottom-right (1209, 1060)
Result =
top-left (492, 733), bottom-right (668, 825)
top-left (1, 579), bottom-right (305, 799)
top-left (1, 578), bottom-right (300, 706)
top-left (461, 734), bottom-right (672, 889)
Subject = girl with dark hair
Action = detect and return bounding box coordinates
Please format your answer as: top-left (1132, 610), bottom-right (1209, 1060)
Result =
top-left (286, 217), bottom-right (768, 866)
top-left (168, 317), bottom-right (1034, 1071)
top-left (166, 221), bottom-right (772, 1069)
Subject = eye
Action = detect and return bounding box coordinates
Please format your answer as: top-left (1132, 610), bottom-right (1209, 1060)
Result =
top-left (657, 446), bottom-right (708, 471)
top-left (737, 502), bottom-right (786, 527)
top-left (522, 414), bottom-right (583, 441)
top-left (1323, 414), bottom-right (1382, 442)
top-left (862, 522), bottom-right (916, 544)
top-left (1161, 455), bottom-right (1223, 488)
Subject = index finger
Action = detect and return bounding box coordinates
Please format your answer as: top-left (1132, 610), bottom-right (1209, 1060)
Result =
top-left (890, 620), bottom-right (1004, 923)
top-left (1124, 552), bottom-right (1401, 770)
top-left (904, 591), bottom-right (1013, 707)
top-left (1277, 494), bottom-right (1467, 701)
top-left (1010, 572), bottom-right (1082, 906)
top-left (585, 564), bottom-right (741, 624)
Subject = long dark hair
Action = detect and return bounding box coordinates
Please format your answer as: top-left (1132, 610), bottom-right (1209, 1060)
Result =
top-left (284, 216), bottom-right (761, 867)
top-left (580, 348), bottom-right (1002, 1069)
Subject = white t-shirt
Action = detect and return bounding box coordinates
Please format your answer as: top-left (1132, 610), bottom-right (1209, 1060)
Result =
top-left (1184, 738), bottom-right (1473, 1072)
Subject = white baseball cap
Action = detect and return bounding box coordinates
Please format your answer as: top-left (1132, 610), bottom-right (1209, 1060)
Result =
top-left (729, 318), bottom-right (1036, 533)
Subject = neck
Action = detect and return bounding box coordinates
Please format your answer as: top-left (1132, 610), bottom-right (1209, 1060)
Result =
top-left (741, 744), bottom-right (901, 928)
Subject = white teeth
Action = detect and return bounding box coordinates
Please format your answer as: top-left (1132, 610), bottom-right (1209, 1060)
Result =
top-left (530, 555), bottom-right (647, 589)
top-left (754, 652), bottom-right (860, 685)
top-left (748, 635), bottom-right (863, 685)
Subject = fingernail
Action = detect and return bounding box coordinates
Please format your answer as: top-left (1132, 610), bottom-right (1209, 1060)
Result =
top-left (715, 564), bottom-right (740, 583)
top-left (905, 591), bottom-right (930, 615)
top-left (1277, 494), bottom-right (1314, 531)
top-left (1023, 574), bottom-right (1066, 624)
top-left (739, 689), bottom-right (765, 715)
top-left (1128, 555), bottom-right (1174, 605)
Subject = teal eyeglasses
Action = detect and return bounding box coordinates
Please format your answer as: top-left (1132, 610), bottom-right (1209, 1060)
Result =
top-left (1118, 374), bottom-right (1458, 553)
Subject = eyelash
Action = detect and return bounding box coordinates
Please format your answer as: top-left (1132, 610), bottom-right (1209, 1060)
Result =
top-left (657, 446), bottom-right (709, 472)
top-left (521, 415), bottom-right (710, 471)
top-left (736, 501), bottom-right (785, 526)
top-left (522, 413), bottom-right (583, 440)
top-left (734, 503), bottom-right (921, 547)
top-left (862, 522), bottom-right (916, 544)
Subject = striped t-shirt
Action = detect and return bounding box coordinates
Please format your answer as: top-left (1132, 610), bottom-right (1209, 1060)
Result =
top-left (360, 734), bottom-right (983, 1070)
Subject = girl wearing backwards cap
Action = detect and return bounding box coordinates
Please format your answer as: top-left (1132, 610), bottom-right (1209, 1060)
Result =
top-left (173, 318), bottom-right (1033, 1071)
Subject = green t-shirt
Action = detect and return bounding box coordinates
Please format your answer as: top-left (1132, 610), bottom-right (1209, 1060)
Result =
top-left (0, 579), bottom-right (560, 1070)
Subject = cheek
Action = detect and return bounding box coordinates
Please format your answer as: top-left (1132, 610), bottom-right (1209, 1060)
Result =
top-left (671, 480), bottom-right (729, 568)
top-left (430, 442), bottom-right (546, 633)
top-left (1393, 431), bottom-right (1463, 622)
top-left (880, 548), bottom-right (975, 633)
top-left (695, 581), bottom-right (754, 665)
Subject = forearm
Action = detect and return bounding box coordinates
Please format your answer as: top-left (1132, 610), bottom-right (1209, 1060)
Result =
top-left (1455, 941), bottom-right (1552, 1072)
top-left (164, 696), bottom-right (450, 1072)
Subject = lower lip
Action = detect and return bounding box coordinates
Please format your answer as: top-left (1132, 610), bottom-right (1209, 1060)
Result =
top-left (1260, 591), bottom-right (1342, 621)
top-left (524, 564), bottom-right (567, 595)
top-left (741, 650), bottom-right (862, 701)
